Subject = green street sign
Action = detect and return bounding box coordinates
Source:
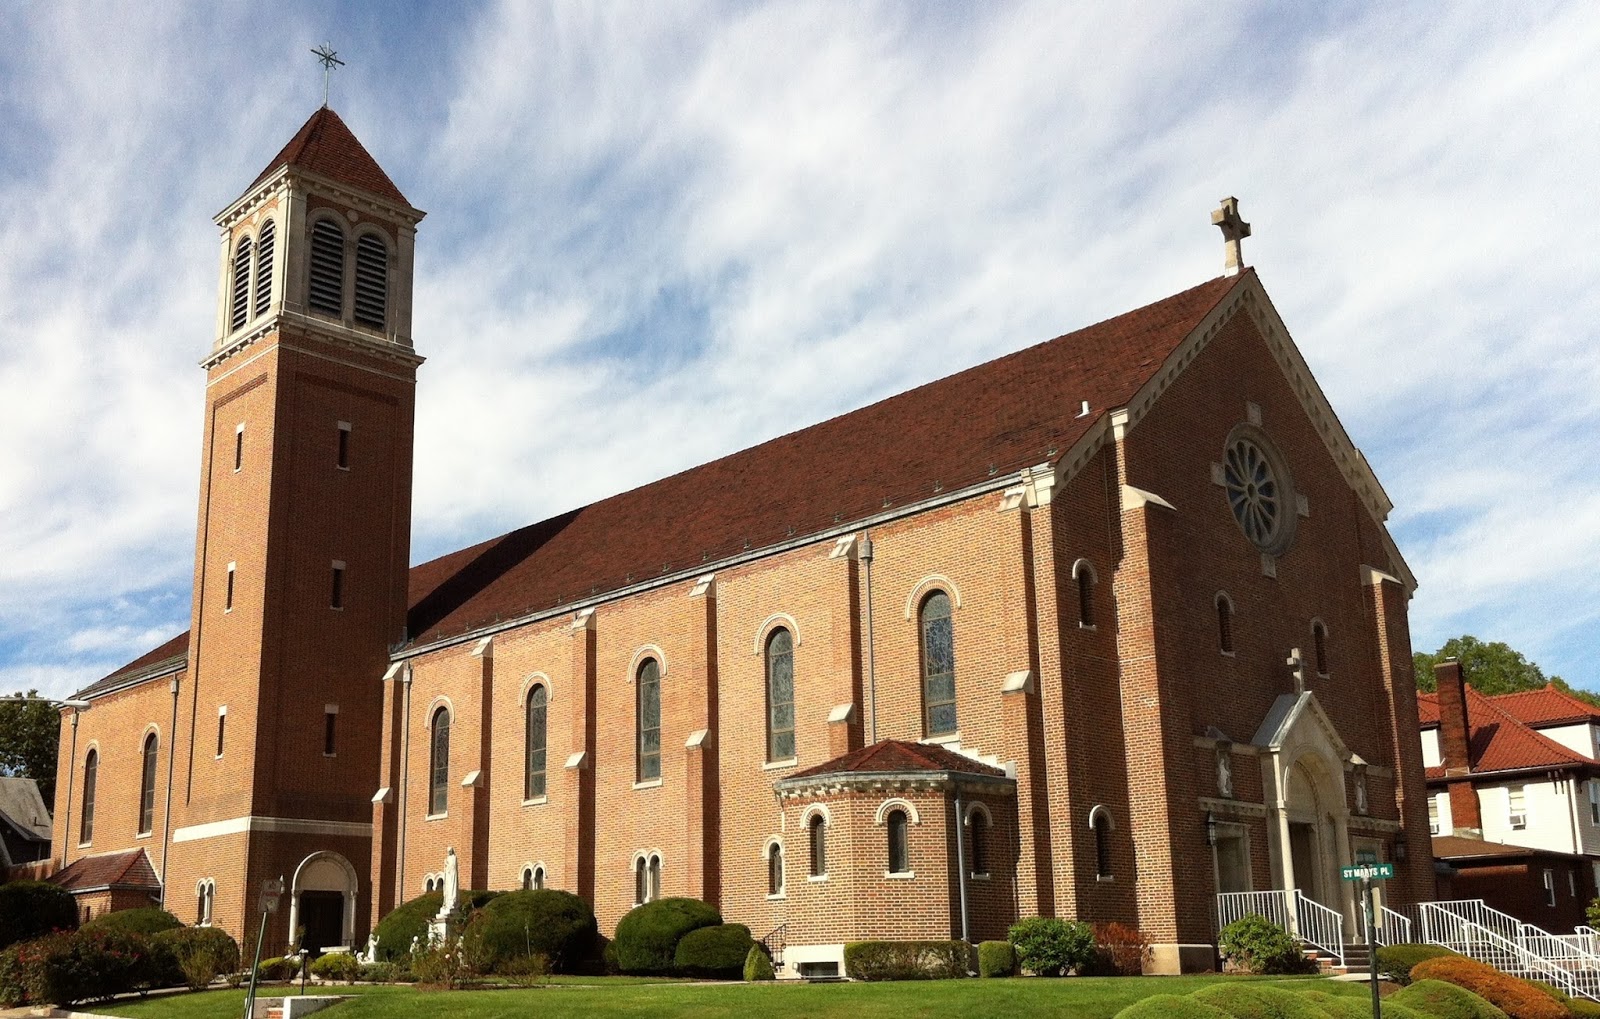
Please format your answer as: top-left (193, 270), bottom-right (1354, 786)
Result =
top-left (1341, 863), bottom-right (1394, 881)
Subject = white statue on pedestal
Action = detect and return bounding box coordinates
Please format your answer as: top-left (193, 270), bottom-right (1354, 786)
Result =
top-left (440, 847), bottom-right (460, 918)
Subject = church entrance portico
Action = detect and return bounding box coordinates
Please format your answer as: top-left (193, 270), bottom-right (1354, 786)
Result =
top-left (287, 851), bottom-right (359, 956)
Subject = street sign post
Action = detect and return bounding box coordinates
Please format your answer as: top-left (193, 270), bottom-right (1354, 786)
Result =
top-left (244, 877), bottom-right (286, 1019)
top-left (1339, 862), bottom-right (1394, 1019)
top-left (1340, 862), bottom-right (1394, 882)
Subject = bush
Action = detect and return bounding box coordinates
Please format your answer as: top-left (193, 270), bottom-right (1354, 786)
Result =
top-left (842, 940), bottom-right (968, 981)
top-left (1587, 897), bottom-right (1600, 931)
top-left (1007, 916), bottom-right (1096, 976)
top-left (371, 890), bottom-right (500, 961)
top-left (155, 926), bottom-right (239, 991)
top-left (457, 889), bottom-right (598, 974)
top-left (1091, 921), bottom-right (1151, 976)
top-left (1190, 983), bottom-right (1332, 1019)
top-left (0, 927), bottom-right (160, 1007)
top-left (309, 951), bottom-right (362, 984)
top-left (1216, 914), bottom-right (1314, 975)
top-left (256, 955), bottom-right (297, 981)
top-left (359, 961), bottom-right (400, 984)
top-left (501, 953), bottom-right (550, 987)
top-left (978, 940), bottom-right (1016, 978)
top-left (613, 898), bottom-right (722, 976)
top-left (1570, 1001), bottom-right (1600, 1019)
top-left (1376, 943), bottom-right (1459, 986)
top-left (81, 908), bottom-right (183, 937)
top-left (1113, 994), bottom-right (1233, 1019)
top-left (673, 923), bottom-right (755, 979)
top-left (744, 945), bottom-right (776, 981)
top-left (0, 881), bottom-right (77, 950)
top-left (410, 939), bottom-right (468, 990)
top-left (1300, 989), bottom-right (1430, 1019)
top-left (1407, 956), bottom-right (1570, 1019)
top-left (1391, 979), bottom-right (1511, 1019)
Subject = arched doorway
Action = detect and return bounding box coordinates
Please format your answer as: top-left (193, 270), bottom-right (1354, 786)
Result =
top-left (288, 851), bottom-right (358, 956)
top-left (1284, 756), bottom-right (1339, 906)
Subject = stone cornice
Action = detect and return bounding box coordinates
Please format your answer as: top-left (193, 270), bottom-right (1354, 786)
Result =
top-left (201, 312), bottom-right (424, 374)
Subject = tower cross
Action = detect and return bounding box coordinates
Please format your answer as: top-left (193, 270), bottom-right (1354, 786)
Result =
top-left (1211, 196), bottom-right (1251, 276)
top-left (311, 42), bottom-right (345, 107)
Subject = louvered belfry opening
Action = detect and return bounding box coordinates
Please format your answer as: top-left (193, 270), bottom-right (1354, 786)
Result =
top-left (353, 233), bottom-right (388, 329)
top-left (230, 236), bottom-right (253, 332)
top-left (253, 220), bottom-right (275, 317)
top-left (308, 218), bottom-right (345, 317)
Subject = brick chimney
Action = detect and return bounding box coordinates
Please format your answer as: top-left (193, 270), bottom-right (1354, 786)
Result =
top-left (1435, 658), bottom-right (1482, 831)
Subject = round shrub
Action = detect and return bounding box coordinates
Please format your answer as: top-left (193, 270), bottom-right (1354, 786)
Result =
top-left (1409, 956), bottom-right (1568, 1019)
top-left (1376, 943), bottom-right (1458, 986)
top-left (1191, 983), bottom-right (1331, 1019)
top-left (1390, 979), bottom-right (1510, 1019)
top-left (1300, 989), bottom-right (1430, 1019)
top-left (256, 956), bottom-right (297, 981)
top-left (1570, 1000), bottom-right (1600, 1019)
top-left (372, 890), bottom-right (499, 961)
top-left (978, 940), bottom-right (1016, 978)
top-left (1007, 916), bottom-right (1096, 976)
top-left (1216, 913), bottom-right (1314, 975)
top-left (0, 881), bottom-right (77, 949)
top-left (457, 889), bottom-right (597, 974)
top-left (155, 926), bottom-right (239, 991)
top-left (613, 897), bottom-right (721, 976)
top-left (81, 908), bottom-right (182, 937)
top-left (309, 951), bottom-right (361, 983)
top-left (673, 923), bottom-right (755, 979)
top-left (1114, 993), bottom-right (1233, 1019)
top-left (744, 945), bottom-right (775, 981)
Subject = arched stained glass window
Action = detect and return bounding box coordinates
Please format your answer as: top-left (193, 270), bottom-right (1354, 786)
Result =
top-left (648, 854), bottom-right (661, 901)
top-left (308, 218), bottom-right (345, 317)
top-left (637, 659), bottom-right (661, 782)
top-left (634, 858), bottom-right (646, 905)
top-left (968, 811), bottom-right (988, 876)
top-left (766, 629), bottom-right (795, 761)
top-left (1216, 593), bottom-right (1234, 653)
top-left (138, 733), bottom-right (158, 835)
top-left (80, 749), bottom-right (97, 844)
top-left (525, 685), bottom-right (547, 799)
top-left (428, 707), bottom-right (450, 815)
top-left (887, 809), bottom-right (910, 874)
top-left (1092, 809), bottom-right (1113, 878)
top-left (920, 592), bottom-right (956, 736)
top-left (767, 843), bottom-right (784, 896)
top-left (809, 814), bottom-right (827, 877)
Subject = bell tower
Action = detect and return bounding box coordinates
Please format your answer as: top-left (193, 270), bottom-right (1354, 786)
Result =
top-left (168, 107), bottom-right (423, 948)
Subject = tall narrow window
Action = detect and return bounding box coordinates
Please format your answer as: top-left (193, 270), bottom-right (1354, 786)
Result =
top-left (534, 866), bottom-right (544, 890)
top-left (307, 219), bottom-right (345, 317)
top-left (634, 858), bottom-right (647, 905)
top-left (353, 233), bottom-right (388, 328)
top-left (1092, 809), bottom-right (1113, 878)
top-left (521, 867), bottom-right (533, 891)
top-left (525, 685), bottom-right (547, 799)
top-left (1312, 621), bottom-right (1329, 675)
top-left (330, 561), bottom-right (345, 609)
top-left (920, 591), bottom-right (956, 736)
top-left (254, 220), bottom-right (275, 317)
top-left (1216, 593), bottom-right (1234, 653)
top-left (138, 733), bottom-right (158, 835)
top-left (768, 843), bottom-right (784, 896)
top-left (766, 628), bottom-right (795, 761)
top-left (1545, 868), bottom-right (1557, 907)
top-left (887, 809), bottom-right (910, 874)
top-left (969, 812), bottom-right (989, 876)
top-left (336, 422), bottom-right (351, 469)
top-left (324, 707), bottom-right (337, 756)
top-left (1428, 795), bottom-right (1440, 835)
top-left (637, 659), bottom-right (661, 782)
top-left (225, 562), bottom-right (236, 612)
top-left (234, 424), bottom-right (244, 472)
top-left (230, 236), bottom-right (253, 331)
top-left (80, 750), bottom-right (97, 844)
top-left (1076, 561), bottom-right (1097, 627)
top-left (648, 854), bottom-right (661, 901)
top-left (429, 707), bottom-right (450, 815)
top-left (1589, 780), bottom-right (1599, 824)
top-left (809, 814), bottom-right (827, 877)
top-left (216, 707), bottom-right (227, 757)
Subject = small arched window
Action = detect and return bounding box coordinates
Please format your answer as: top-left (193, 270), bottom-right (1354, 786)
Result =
top-left (80, 749), bottom-right (97, 844)
top-left (230, 236), bottom-right (253, 332)
top-left (428, 707), bottom-right (450, 815)
top-left (308, 218), bottom-right (345, 317)
top-left (521, 867), bottom-right (533, 891)
top-left (1074, 560), bottom-right (1097, 628)
top-left (767, 842), bottom-right (784, 896)
top-left (353, 233), bottom-right (388, 328)
top-left (525, 685), bottom-right (547, 800)
top-left (254, 220), bottom-right (275, 318)
top-left (634, 857), bottom-right (647, 905)
top-left (648, 854), bottom-right (662, 901)
top-left (766, 628), bottom-right (795, 761)
top-left (1216, 593), bottom-right (1234, 654)
top-left (138, 733), bottom-right (158, 835)
top-left (533, 866), bottom-right (544, 891)
top-left (809, 813), bottom-right (827, 877)
top-left (920, 591), bottom-right (956, 736)
top-left (1312, 621), bottom-right (1329, 676)
top-left (968, 810), bottom-right (989, 877)
top-left (1091, 808), bottom-right (1113, 879)
top-left (887, 809), bottom-right (910, 874)
top-left (637, 659), bottom-right (661, 782)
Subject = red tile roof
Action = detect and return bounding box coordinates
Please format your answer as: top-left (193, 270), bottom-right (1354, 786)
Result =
top-left (786, 739), bottom-right (1006, 780)
top-left (1417, 691), bottom-right (1439, 725)
top-left (1420, 686), bottom-right (1596, 778)
top-left (50, 848), bottom-right (159, 892)
top-left (1493, 685), bottom-right (1600, 727)
top-left (251, 107), bottom-right (409, 207)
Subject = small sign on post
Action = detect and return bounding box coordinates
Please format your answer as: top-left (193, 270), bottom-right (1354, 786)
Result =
top-left (259, 877), bottom-right (284, 913)
top-left (1340, 862), bottom-right (1394, 882)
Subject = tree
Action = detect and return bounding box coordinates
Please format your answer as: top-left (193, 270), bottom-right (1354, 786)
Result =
top-left (1413, 635), bottom-right (1598, 707)
top-left (0, 691), bottom-right (63, 804)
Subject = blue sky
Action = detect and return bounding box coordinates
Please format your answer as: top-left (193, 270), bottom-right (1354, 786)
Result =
top-left (2, 1), bottom-right (1597, 699)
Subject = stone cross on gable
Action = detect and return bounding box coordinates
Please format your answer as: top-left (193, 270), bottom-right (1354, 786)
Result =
top-left (1287, 646), bottom-right (1306, 693)
top-left (1211, 197), bottom-right (1251, 276)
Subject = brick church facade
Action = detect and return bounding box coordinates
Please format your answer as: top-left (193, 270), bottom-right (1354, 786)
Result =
top-left (49, 108), bottom-right (1434, 974)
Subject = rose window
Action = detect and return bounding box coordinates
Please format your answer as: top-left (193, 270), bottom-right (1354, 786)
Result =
top-left (1224, 437), bottom-right (1282, 550)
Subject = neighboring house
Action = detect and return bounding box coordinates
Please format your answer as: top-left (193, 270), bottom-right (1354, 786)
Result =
top-left (0, 776), bottom-right (52, 868)
top-left (1419, 661), bottom-right (1600, 929)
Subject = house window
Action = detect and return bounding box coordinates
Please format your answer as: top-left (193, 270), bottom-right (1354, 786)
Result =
top-left (525, 684), bottom-right (547, 799)
top-left (886, 809), bottom-right (910, 874)
top-left (1509, 786), bottom-right (1527, 830)
top-left (920, 591), bottom-right (956, 736)
top-left (196, 880), bottom-right (214, 926)
top-left (1312, 621), bottom-right (1329, 676)
top-left (1075, 561), bottom-right (1097, 628)
top-left (336, 422), bottom-right (351, 469)
top-left (1216, 593), bottom-right (1234, 653)
top-left (324, 707), bottom-right (337, 756)
top-left (225, 562), bottom-right (236, 612)
top-left (138, 732), bottom-right (158, 835)
top-left (234, 423), bottom-right (244, 472)
top-left (330, 561), bottom-right (345, 609)
top-left (216, 706), bottom-right (227, 758)
top-left (766, 628), bottom-right (795, 761)
top-left (1428, 795), bottom-right (1440, 835)
top-left (1092, 807), bottom-right (1113, 879)
top-left (254, 220), bottom-right (275, 318)
top-left (353, 233), bottom-right (388, 329)
top-left (637, 659), bottom-right (661, 782)
top-left (1588, 780), bottom-right (1598, 824)
top-left (767, 842), bottom-right (784, 897)
top-left (429, 707), bottom-right (450, 815)
top-left (80, 749), bottom-right (97, 844)
top-left (1544, 868), bottom-right (1557, 907)
top-left (308, 218), bottom-right (345, 317)
top-left (230, 235), bottom-right (253, 332)
top-left (809, 813), bottom-right (827, 877)
top-left (1571, 870), bottom-right (1580, 898)
top-left (969, 810), bottom-right (989, 876)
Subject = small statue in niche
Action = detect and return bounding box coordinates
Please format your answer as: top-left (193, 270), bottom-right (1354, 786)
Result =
top-left (1354, 769), bottom-right (1369, 815)
top-left (1216, 746), bottom-right (1234, 799)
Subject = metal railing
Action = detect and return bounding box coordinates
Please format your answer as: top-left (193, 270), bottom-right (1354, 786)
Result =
top-left (761, 923), bottom-right (787, 973)
top-left (1419, 903), bottom-right (1600, 1001)
top-left (1217, 889), bottom-right (1344, 967)
top-left (1376, 906), bottom-right (1412, 946)
top-left (1575, 926), bottom-right (1600, 957)
top-left (1421, 899), bottom-right (1523, 944)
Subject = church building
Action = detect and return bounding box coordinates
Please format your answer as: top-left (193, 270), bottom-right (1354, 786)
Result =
top-left (49, 107), bottom-right (1433, 975)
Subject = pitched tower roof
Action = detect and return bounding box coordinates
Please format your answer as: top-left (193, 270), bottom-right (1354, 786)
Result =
top-left (251, 106), bottom-right (409, 207)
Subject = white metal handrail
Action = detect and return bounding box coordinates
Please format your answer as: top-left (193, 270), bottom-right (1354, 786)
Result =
top-left (1419, 904), bottom-right (1600, 1001)
top-left (1376, 906), bottom-right (1412, 946)
top-left (1576, 926), bottom-right (1600, 958)
top-left (1422, 899), bottom-right (1522, 943)
top-left (1217, 889), bottom-right (1344, 967)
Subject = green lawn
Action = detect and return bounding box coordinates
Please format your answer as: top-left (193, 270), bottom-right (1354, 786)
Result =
top-left (91, 974), bottom-right (1368, 1019)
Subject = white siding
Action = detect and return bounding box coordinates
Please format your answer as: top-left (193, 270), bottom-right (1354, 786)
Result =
top-left (1539, 723), bottom-right (1599, 761)
top-left (1432, 791), bottom-right (1452, 835)
top-left (1421, 729), bottom-right (1442, 768)
top-left (1477, 779), bottom-right (1580, 854)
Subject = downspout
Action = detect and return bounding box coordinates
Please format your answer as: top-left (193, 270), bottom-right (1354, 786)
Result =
top-left (62, 710), bottom-right (79, 868)
top-left (158, 676), bottom-right (179, 907)
top-left (954, 790), bottom-right (971, 946)
top-left (861, 533), bottom-right (877, 745)
top-left (398, 666), bottom-right (412, 899)
top-left (1567, 771), bottom-right (1584, 856)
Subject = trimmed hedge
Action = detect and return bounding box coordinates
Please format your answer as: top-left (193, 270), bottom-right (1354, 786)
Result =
top-left (458, 889), bottom-right (598, 974)
top-left (978, 940), bottom-right (1016, 978)
top-left (81, 908), bottom-right (182, 936)
top-left (1299, 988), bottom-right (1430, 1019)
top-left (1007, 916), bottom-right (1096, 976)
top-left (256, 956), bottom-right (298, 981)
top-left (1216, 913), bottom-right (1315, 975)
top-left (743, 945), bottom-right (776, 981)
top-left (1571, 1000), bottom-right (1600, 1019)
top-left (1376, 943), bottom-right (1459, 986)
top-left (673, 923), bottom-right (755, 980)
top-left (1409, 955), bottom-right (1569, 1019)
top-left (372, 890), bottom-right (499, 961)
top-left (1190, 983), bottom-right (1331, 1019)
top-left (0, 881), bottom-right (76, 950)
top-left (309, 951), bottom-right (361, 983)
top-left (1114, 995), bottom-right (1233, 1019)
top-left (843, 940), bottom-right (968, 981)
top-left (613, 898), bottom-right (721, 976)
top-left (156, 927), bottom-right (238, 991)
top-left (1390, 979), bottom-right (1511, 1019)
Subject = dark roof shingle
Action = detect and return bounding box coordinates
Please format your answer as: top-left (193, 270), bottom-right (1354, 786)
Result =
top-left (50, 848), bottom-right (159, 892)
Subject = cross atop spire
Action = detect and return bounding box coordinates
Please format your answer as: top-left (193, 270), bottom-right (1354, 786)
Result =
top-left (1211, 197), bottom-right (1251, 276)
top-left (311, 42), bottom-right (344, 108)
